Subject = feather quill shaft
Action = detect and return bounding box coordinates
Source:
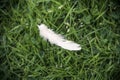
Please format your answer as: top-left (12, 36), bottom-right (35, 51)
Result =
top-left (38, 24), bottom-right (81, 51)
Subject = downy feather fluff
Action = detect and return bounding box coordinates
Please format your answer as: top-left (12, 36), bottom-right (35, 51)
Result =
top-left (38, 24), bottom-right (81, 51)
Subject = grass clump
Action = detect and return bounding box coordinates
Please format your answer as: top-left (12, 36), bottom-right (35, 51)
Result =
top-left (0, 0), bottom-right (120, 80)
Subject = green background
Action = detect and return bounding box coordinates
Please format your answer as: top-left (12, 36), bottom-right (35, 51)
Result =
top-left (0, 0), bottom-right (120, 80)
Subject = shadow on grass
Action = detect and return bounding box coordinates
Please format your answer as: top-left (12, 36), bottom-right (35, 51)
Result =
top-left (110, 65), bottom-right (120, 80)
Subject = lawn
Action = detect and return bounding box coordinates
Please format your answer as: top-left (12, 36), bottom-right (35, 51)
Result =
top-left (0, 0), bottom-right (120, 80)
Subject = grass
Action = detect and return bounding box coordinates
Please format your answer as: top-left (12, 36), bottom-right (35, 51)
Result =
top-left (0, 0), bottom-right (120, 80)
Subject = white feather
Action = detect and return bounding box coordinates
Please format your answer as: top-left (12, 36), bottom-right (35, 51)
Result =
top-left (38, 24), bottom-right (81, 51)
